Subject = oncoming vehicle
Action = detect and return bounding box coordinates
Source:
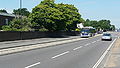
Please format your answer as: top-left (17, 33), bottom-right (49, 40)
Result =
top-left (80, 27), bottom-right (96, 38)
top-left (101, 33), bottom-right (112, 41)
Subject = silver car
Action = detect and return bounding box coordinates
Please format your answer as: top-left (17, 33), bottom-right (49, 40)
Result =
top-left (101, 33), bottom-right (112, 41)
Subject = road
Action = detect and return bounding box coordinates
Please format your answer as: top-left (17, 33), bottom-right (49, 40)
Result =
top-left (0, 32), bottom-right (118, 68)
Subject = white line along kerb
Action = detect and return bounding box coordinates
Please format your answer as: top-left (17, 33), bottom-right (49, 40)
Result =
top-left (92, 38), bottom-right (117, 68)
top-left (25, 62), bottom-right (41, 68)
top-left (52, 51), bottom-right (69, 59)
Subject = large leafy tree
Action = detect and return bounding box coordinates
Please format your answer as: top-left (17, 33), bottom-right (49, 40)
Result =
top-left (30, 0), bottom-right (66, 31)
top-left (13, 8), bottom-right (30, 17)
top-left (0, 9), bottom-right (7, 13)
top-left (30, 0), bottom-right (82, 31)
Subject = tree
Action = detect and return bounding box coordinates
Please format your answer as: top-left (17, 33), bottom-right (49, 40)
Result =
top-left (13, 8), bottom-right (30, 16)
top-left (110, 25), bottom-right (115, 31)
top-left (2, 18), bottom-right (32, 31)
top-left (98, 20), bottom-right (111, 30)
top-left (30, 0), bottom-right (82, 31)
top-left (80, 18), bottom-right (85, 23)
top-left (57, 3), bottom-right (81, 31)
top-left (30, 0), bottom-right (66, 31)
top-left (84, 19), bottom-right (91, 26)
top-left (0, 9), bottom-right (7, 13)
top-left (84, 19), bottom-right (115, 31)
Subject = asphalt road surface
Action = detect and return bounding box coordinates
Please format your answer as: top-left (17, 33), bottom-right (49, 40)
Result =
top-left (0, 32), bottom-right (118, 68)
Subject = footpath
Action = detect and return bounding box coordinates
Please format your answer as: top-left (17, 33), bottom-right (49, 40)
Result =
top-left (0, 36), bottom-right (80, 49)
top-left (104, 38), bottom-right (120, 68)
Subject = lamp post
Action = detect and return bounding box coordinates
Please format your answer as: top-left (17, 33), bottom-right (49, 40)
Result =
top-left (20, 0), bottom-right (22, 18)
top-left (20, 0), bottom-right (22, 40)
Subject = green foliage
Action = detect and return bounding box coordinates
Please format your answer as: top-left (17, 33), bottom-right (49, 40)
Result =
top-left (90, 29), bottom-right (96, 33)
top-left (110, 25), bottom-right (115, 31)
top-left (29, 0), bottom-right (82, 31)
top-left (57, 3), bottom-right (81, 31)
top-left (80, 18), bottom-right (85, 23)
top-left (39, 28), bottom-right (48, 31)
top-left (40, 0), bottom-right (55, 7)
top-left (2, 26), bottom-right (11, 31)
top-left (2, 18), bottom-right (32, 31)
top-left (84, 19), bottom-right (115, 31)
top-left (75, 28), bottom-right (81, 31)
top-left (98, 20), bottom-right (111, 30)
top-left (84, 19), bottom-right (90, 26)
top-left (13, 8), bottom-right (30, 16)
top-left (0, 9), bottom-right (7, 13)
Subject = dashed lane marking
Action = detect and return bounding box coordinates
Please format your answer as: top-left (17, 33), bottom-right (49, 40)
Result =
top-left (92, 41), bottom-right (96, 43)
top-left (73, 46), bottom-right (83, 50)
top-left (52, 51), bottom-right (70, 59)
top-left (25, 62), bottom-right (41, 68)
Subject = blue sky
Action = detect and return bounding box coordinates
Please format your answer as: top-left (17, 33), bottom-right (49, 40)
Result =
top-left (0, 0), bottom-right (120, 28)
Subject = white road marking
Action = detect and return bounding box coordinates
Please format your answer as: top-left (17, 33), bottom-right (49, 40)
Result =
top-left (84, 43), bottom-right (91, 46)
top-left (25, 62), bottom-right (41, 68)
top-left (92, 41), bottom-right (96, 43)
top-left (87, 43), bottom-right (91, 45)
top-left (92, 38), bottom-right (117, 68)
top-left (73, 46), bottom-right (83, 50)
top-left (52, 51), bottom-right (69, 59)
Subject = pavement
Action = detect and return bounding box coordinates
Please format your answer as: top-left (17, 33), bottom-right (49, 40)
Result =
top-left (0, 32), bottom-right (118, 68)
top-left (104, 33), bottom-right (120, 68)
top-left (0, 36), bottom-right (80, 49)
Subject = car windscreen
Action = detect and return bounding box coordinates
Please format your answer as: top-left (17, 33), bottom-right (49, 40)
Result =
top-left (81, 29), bottom-right (90, 32)
top-left (103, 34), bottom-right (111, 36)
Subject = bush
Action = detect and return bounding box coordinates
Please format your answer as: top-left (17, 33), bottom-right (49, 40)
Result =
top-left (2, 26), bottom-right (11, 31)
top-left (75, 28), bottom-right (81, 31)
top-left (2, 18), bottom-right (32, 31)
top-left (39, 28), bottom-right (48, 32)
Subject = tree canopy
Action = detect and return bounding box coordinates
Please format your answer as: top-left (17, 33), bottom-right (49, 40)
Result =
top-left (0, 9), bottom-right (7, 13)
top-left (29, 0), bottom-right (82, 31)
top-left (13, 8), bottom-right (30, 17)
top-left (84, 19), bottom-right (115, 31)
top-left (57, 3), bottom-right (81, 31)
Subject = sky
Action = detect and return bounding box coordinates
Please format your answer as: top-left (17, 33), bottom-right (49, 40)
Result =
top-left (0, 0), bottom-right (120, 28)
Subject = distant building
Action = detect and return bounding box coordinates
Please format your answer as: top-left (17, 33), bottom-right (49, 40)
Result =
top-left (0, 13), bottom-right (16, 27)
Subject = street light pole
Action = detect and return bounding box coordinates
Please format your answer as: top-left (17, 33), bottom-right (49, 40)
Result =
top-left (20, 0), bottom-right (22, 18)
top-left (20, 0), bottom-right (22, 40)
